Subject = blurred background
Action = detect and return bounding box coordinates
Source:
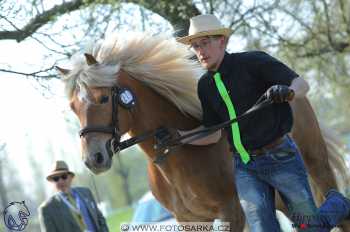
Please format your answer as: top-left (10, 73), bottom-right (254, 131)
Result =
top-left (0, 0), bottom-right (350, 231)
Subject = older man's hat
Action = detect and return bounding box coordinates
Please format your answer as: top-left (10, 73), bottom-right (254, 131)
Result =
top-left (46, 160), bottom-right (75, 181)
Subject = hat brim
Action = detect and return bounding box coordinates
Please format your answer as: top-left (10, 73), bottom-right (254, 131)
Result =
top-left (176, 28), bottom-right (233, 45)
top-left (46, 170), bottom-right (75, 181)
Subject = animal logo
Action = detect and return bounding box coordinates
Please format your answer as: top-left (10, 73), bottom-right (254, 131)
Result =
top-left (3, 201), bottom-right (30, 231)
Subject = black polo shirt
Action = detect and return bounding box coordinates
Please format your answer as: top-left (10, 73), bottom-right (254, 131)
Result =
top-left (197, 51), bottom-right (298, 151)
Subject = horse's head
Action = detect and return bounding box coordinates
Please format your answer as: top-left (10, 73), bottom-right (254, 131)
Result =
top-left (57, 55), bottom-right (135, 174)
top-left (57, 33), bottom-right (204, 174)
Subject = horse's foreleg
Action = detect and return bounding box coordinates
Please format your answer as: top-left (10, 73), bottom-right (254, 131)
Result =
top-left (217, 199), bottom-right (245, 232)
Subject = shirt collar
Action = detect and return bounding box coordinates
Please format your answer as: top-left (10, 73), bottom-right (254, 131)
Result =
top-left (217, 52), bottom-right (230, 76)
top-left (58, 189), bottom-right (74, 197)
top-left (206, 52), bottom-right (231, 81)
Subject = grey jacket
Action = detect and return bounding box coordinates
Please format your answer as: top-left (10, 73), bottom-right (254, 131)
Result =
top-left (38, 187), bottom-right (109, 232)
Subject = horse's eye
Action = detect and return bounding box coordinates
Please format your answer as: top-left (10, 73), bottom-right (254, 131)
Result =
top-left (100, 96), bottom-right (109, 104)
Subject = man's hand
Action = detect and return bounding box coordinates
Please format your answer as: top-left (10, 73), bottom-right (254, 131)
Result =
top-left (154, 127), bottom-right (181, 149)
top-left (265, 85), bottom-right (295, 103)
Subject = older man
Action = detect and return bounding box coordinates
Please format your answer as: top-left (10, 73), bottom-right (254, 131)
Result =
top-left (38, 160), bottom-right (109, 232)
top-left (177, 14), bottom-right (350, 232)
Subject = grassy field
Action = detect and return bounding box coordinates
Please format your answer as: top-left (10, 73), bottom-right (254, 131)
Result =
top-left (107, 207), bottom-right (134, 232)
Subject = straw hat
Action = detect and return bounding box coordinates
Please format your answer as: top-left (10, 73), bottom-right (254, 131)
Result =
top-left (177, 14), bottom-right (233, 45)
top-left (46, 160), bottom-right (75, 181)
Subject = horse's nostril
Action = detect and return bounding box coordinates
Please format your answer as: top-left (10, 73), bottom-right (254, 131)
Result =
top-left (94, 152), bottom-right (104, 164)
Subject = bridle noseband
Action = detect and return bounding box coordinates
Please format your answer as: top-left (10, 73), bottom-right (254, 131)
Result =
top-left (79, 86), bottom-right (129, 156)
top-left (77, 85), bottom-right (163, 159)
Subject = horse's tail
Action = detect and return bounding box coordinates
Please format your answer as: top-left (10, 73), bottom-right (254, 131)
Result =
top-left (321, 126), bottom-right (350, 196)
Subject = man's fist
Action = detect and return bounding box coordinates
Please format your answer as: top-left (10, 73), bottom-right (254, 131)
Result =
top-left (154, 127), bottom-right (181, 149)
top-left (265, 85), bottom-right (295, 103)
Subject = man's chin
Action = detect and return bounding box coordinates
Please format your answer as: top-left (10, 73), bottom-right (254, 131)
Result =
top-left (201, 61), bottom-right (215, 70)
top-left (201, 62), bottom-right (210, 69)
top-left (57, 187), bottom-right (69, 193)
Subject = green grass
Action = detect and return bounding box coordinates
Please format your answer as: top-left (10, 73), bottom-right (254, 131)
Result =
top-left (107, 207), bottom-right (134, 232)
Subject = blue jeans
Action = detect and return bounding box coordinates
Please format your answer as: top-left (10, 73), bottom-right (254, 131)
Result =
top-left (233, 135), bottom-right (350, 232)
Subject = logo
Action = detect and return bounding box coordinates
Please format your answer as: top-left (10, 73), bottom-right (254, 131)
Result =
top-left (119, 88), bottom-right (135, 108)
top-left (3, 201), bottom-right (30, 231)
top-left (120, 90), bottom-right (133, 104)
top-left (120, 223), bottom-right (130, 231)
top-left (291, 213), bottom-right (339, 230)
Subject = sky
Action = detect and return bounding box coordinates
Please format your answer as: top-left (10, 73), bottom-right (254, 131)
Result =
top-left (0, 1), bottom-right (165, 198)
top-left (0, 38), bottom-right (86, 197)
top-left (0, 1), bottom-right (247, 195)
top-left (0, 0), bottom-right (185, 199)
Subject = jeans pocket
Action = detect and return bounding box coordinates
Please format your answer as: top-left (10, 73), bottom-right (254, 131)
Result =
top-left (270, 148), bottom-right (296, 162)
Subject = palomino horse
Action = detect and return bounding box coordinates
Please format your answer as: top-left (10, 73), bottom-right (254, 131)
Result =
top-left (58, 33), bottom-right (350, 231)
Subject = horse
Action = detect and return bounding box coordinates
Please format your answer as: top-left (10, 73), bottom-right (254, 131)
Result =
top-left (57, 33), bottom-right (350, 231)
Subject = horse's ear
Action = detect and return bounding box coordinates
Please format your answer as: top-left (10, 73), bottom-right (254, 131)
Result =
top-left (55, 66), bottom-right (70, 76)
top-left (84, 53), bottom-right (98, 66)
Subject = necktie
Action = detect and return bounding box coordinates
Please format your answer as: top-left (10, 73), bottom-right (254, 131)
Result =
top-left (213, 72), bottom-right (250, 164)
top-left (66, 192), bottom-right (86, 231)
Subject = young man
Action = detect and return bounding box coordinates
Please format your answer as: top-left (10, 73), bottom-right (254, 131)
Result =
top-left (38, 160), bottom-right (109, 232)
top-left (177, 14), bottom-right (350, 232)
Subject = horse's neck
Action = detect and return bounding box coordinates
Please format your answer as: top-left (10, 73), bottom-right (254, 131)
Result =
top-left (133, 84), bottom-right (197, 133)
top-left (120, 73), bottom-right (199, 152)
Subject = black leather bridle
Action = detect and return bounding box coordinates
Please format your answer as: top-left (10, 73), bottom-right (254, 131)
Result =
top-left (78, 86), bottom-right (159, 157)
top-left (79, 86), bottom-right (122, 156)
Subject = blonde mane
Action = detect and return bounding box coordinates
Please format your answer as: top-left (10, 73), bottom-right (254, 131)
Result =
top-left (62, 32), bottom-right (205, 119)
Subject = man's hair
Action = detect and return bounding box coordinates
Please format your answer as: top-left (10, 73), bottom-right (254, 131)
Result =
top-left (209, 35), bottom-right (229, 48)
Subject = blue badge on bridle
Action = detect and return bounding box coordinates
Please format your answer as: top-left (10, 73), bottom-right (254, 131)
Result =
top-left (118, 88), bottom-right (136, 108)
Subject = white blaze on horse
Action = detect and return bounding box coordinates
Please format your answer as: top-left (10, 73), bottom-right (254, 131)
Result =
top-left (57, 33), bottom-right (350, 231)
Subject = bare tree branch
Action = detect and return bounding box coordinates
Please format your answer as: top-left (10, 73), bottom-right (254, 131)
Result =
top-left (0, 65), bottom-right (58, 79)
top-left (337, 0), bottom-right (349, 34)
top-left (321, 0), bottom-right (336, 49)
top-left (0, 0), bottom-right (87, 42)
top-left (124, 0), bottom-right (201, 36)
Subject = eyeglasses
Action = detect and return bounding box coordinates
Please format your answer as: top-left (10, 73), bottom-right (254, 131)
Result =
top-left (189, 36), bottom-right (220, 52)
top-left (52, 174), bottom-right (68, 182)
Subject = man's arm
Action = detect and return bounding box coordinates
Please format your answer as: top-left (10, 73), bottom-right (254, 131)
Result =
top-left (248, 52), bottom-right (309, 101)
top-left (289, 76), bottom-right (310, 99)
top-left (178, 125), bottom-right (221, 145)
top-left (86, 188), bottom-right (109, 232)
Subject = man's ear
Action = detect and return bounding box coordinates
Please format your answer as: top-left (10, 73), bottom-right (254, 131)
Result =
top-left (219, 36), bottom-right (227, 49)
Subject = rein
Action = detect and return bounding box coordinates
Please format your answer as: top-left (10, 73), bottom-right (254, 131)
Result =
top-left (152, 96), bottom-right (273, 164)
top-left (78, 86), bottom-right (282, 164)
